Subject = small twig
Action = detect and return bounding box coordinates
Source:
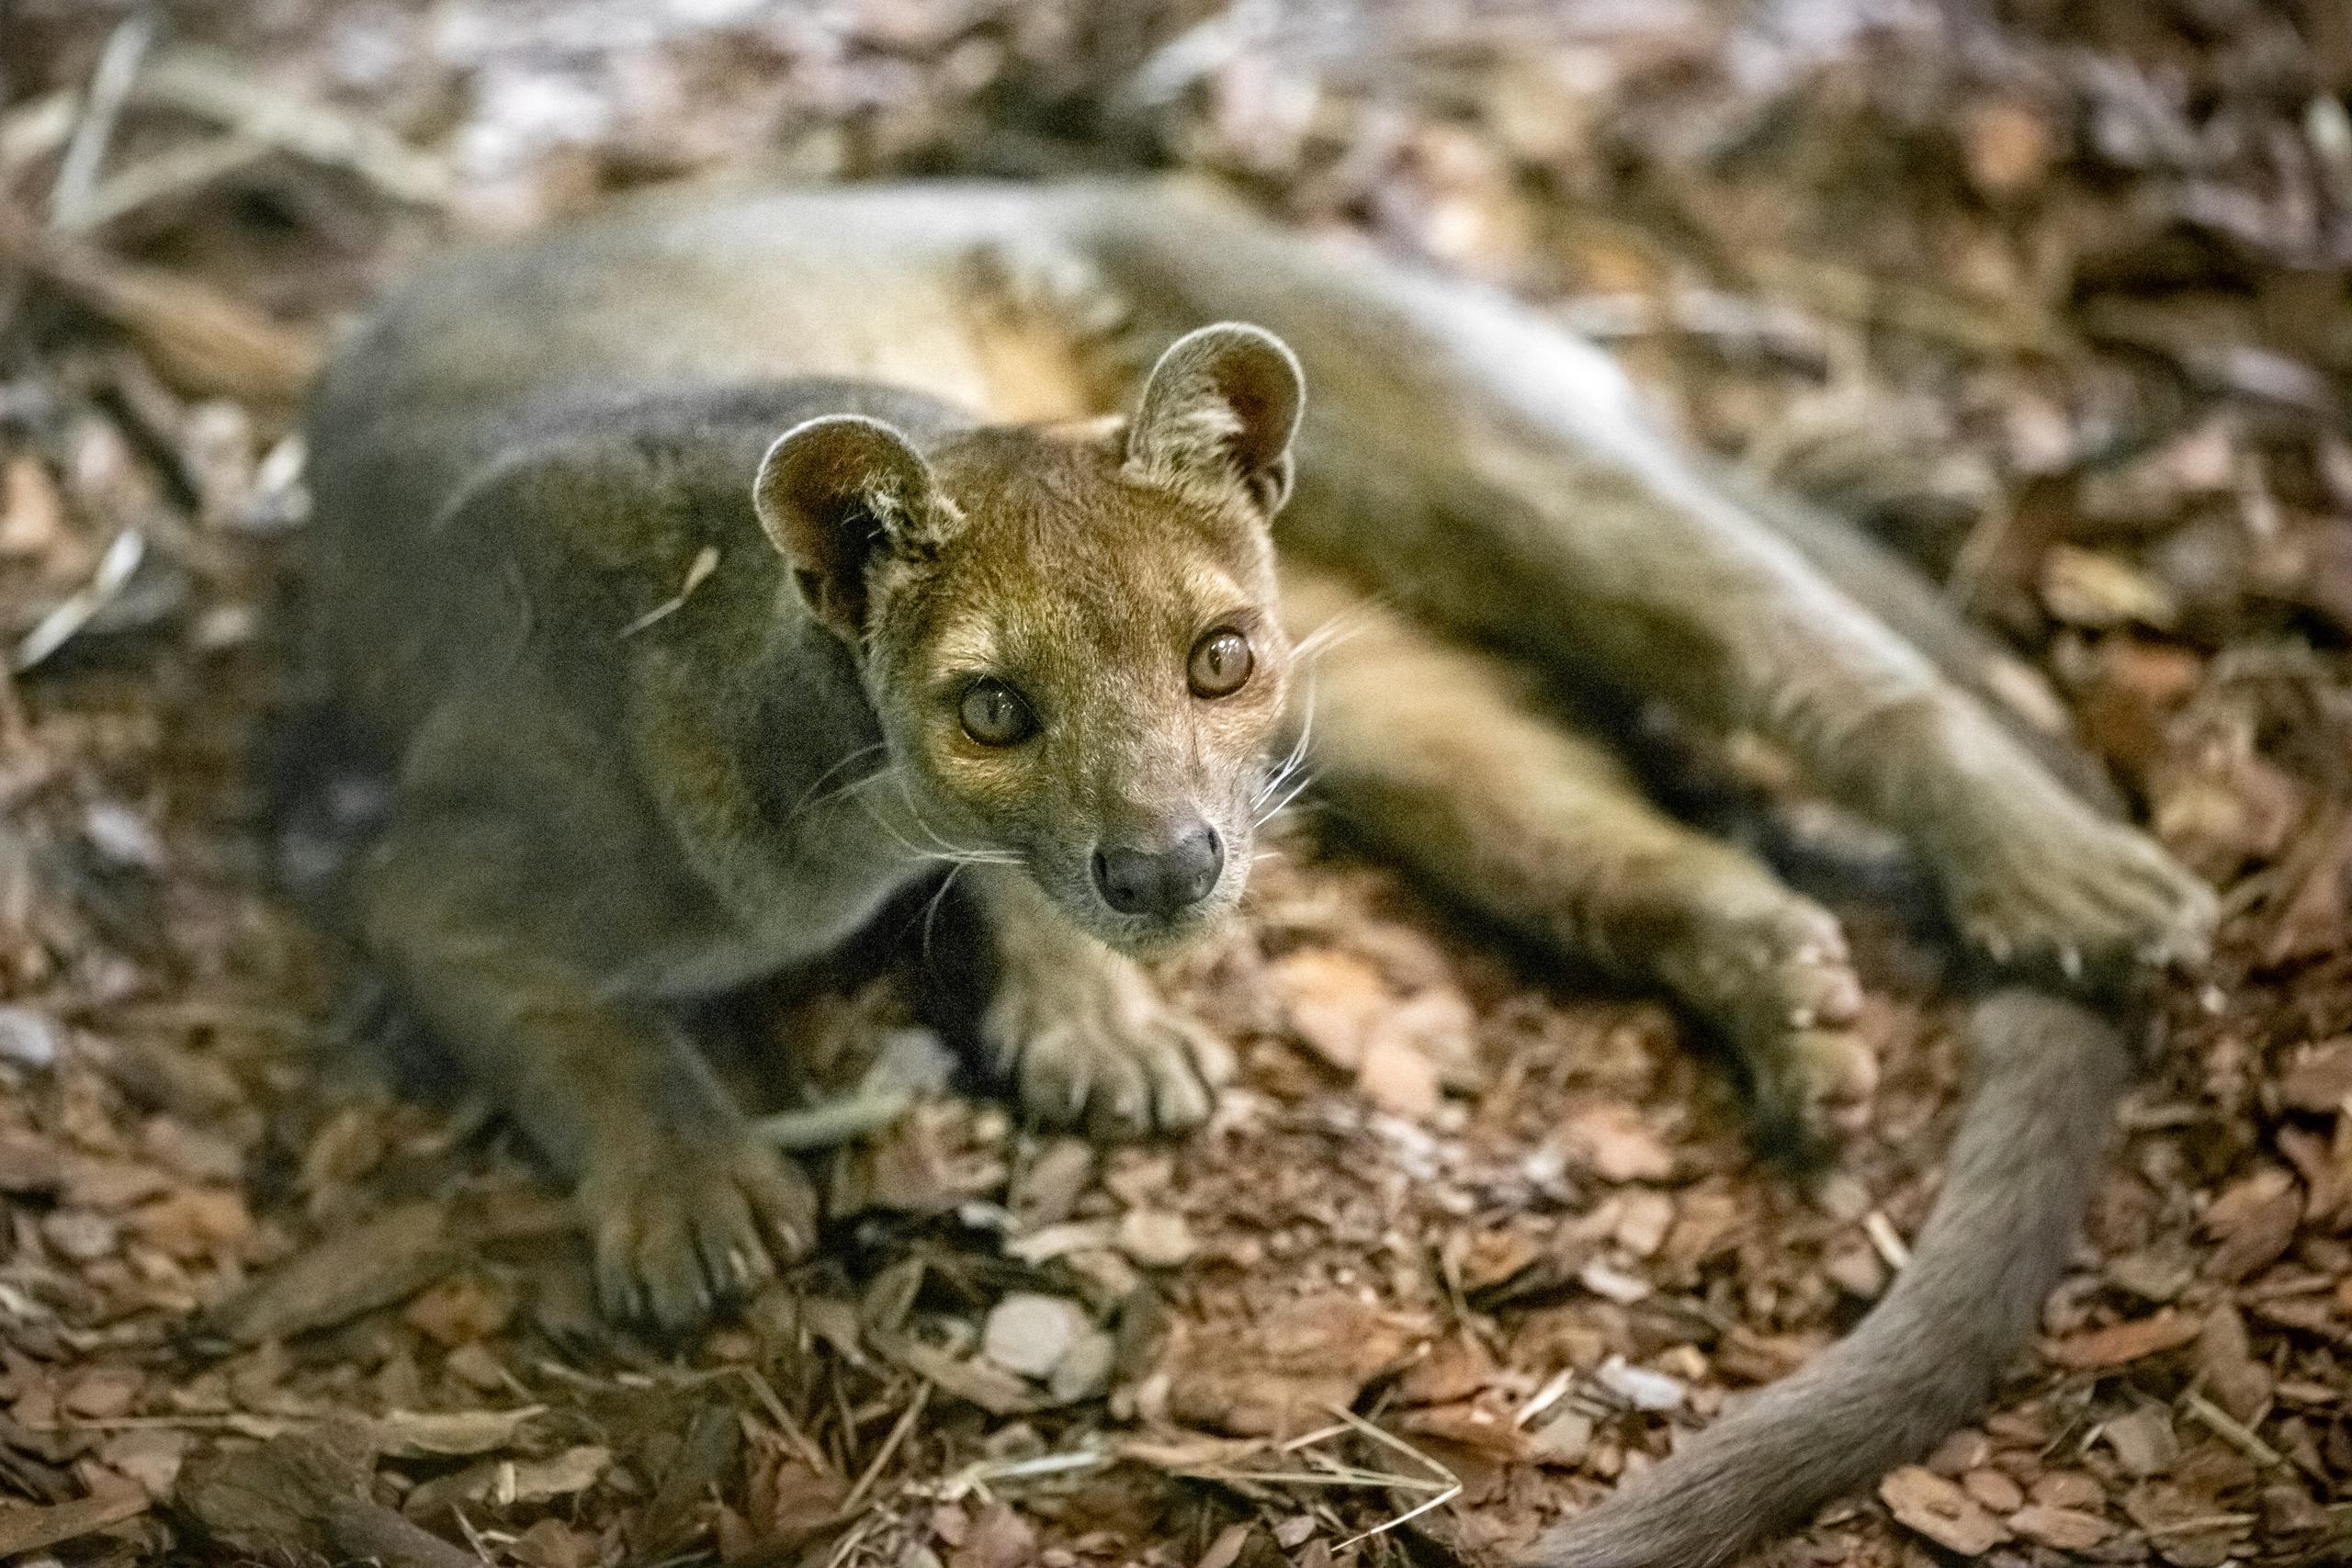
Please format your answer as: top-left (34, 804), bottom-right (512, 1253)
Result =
top-left (1741, 249), bottom-right (2073, 358)
top-left (13, 526), bottom-right (147, 673)
top-left (1324, 1402), bottom-right (1454, 1481)
top-left (447, 1506), bottom-right (496, 1565)
top-left (1514, 1366), bottom-right (1577, 1427)
top-left (925, 1447), bottom-right (1111, 1503)
top-left (0, 1485), bottom-right (149, 1558)
top-left (0, 89), bottom-right (81, 173)
top-left (620, 546), bottom-right (720, 637)
top-left (2181, 1390), bottom-right (2290, 1471)
top-left (841, 1380), bottom-right (929, 1517)
top-left (17, 1412), bottom-right (298, 1436)
top-left (1276, 1421), bottom-right (1353, 1452)
top-left (1863, 1211), bottom-right (1912, 1271)
top-left (1204, 1468), bottom-right (1447, 1492)
top-left (758, 1083), bottom-right (915, 1151)
top-left (0, 656), bottom-right (28, 750)
top-left (133, 47), bottom-right (453, 208)
top-left (49, 10), bottom-right (159, 229)
top-left (2143, 1511), bottom-right (2259, 1536)
top-left (1320, 1403), bottom-right (1465, 1551)
top-left (71, 132), bottom-right (269, 231)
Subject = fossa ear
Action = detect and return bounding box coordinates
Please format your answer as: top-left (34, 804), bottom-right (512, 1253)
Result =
top-left (1125, 322), bottom-right (1304, 514)
top-left (753, 415), bottom-right (946, 641)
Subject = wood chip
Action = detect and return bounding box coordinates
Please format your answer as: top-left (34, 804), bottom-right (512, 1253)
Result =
top-left (1357, 1030), bottom-right (1442, 1119)
top-left (2123, 1480), bottom-right (2249, 1568)
top-left (2103, 1404), bottom-right (2181, 1477)
top-left (2196, 1303), bottom-right (2274, 1421)
top-left (2278, 1036), bottom-right (2352, 1113)
top-left (176, 1425), bottom-right (480, 1568)
top-left (2045, 1309), bottom-right (2202, 1369)
top-left (1594, 1355), bottom-right (1683, 1412)
top-left (1878, 1464), bottom-right (2011, 1556)
top-left (1530, 1408), bottom-right (1595, 1466)
top-left (1960, 1467), bottom-right (2023, 1512)
top-left (1115, 1208), bottom-right (1198, 1268)
top-left (372, 1406), bottom-right (545, 1460)
top-left (1557, 1103), bottom-right (1675, 1184)
top-left (2010, 1503), bottom-right (2111, 1551)
top-left (0, 1484), bottom-right (147, 1558)
top-left (2203, 1169), bottom-right (2304, 1281)
top-left (0, 1003), bottom-right (62, 1068)
top-left (1269, 949), bottom-right (1388, 1072)
top-left (193, 1200), bottom-right (458, 1348)
top-left (1163, 1296), bottom-right (1421, 1438)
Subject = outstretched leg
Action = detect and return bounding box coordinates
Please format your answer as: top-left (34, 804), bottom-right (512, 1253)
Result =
top-left (1082, 185), bottom-right (2212, 976)
top-left (354, 782), bottom-right (816, 1334)
top-left (1283, 566), bottom-right (1875, 1147)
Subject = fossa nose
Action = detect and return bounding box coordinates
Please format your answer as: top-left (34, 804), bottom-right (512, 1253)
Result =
top-left (1091, 818), bottom-right (1223, 917)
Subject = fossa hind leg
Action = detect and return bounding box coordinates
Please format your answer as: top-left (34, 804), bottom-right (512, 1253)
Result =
top-left (1284, 566), bottom-right (1874, 1146)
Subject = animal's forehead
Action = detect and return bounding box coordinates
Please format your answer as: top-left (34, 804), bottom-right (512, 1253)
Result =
top-left (920, 433), bottom-right (1261, 673)
top-left (926, 545), bottom-right (1250, 678)
top-left (933, 430), bottom-right (1179, 538)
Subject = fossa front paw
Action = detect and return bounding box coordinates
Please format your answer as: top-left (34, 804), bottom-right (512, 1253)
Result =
top-left (982, 951), bottom-right (1233, 1141)
top-left (578, 1125), bottom-right (818, 1336)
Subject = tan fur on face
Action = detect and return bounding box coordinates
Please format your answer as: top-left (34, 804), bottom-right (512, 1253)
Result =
top-left (864, 425), bottom-right (1290, 950)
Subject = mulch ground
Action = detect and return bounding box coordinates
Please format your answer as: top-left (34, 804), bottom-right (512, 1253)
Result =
top-left (1, 2), bottom-right (2347, 1565)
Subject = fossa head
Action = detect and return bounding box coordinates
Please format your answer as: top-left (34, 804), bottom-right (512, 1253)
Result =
top-left (752, 324), bottom-right (1303, 952)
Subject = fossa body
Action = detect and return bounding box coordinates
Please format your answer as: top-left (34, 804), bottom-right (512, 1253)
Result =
top-left (306, 175), bottom-right (2212, 1567)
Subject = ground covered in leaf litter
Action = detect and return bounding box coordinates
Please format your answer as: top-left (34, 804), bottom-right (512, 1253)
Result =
top-left (1, 2), bottom-right (2349, 1565)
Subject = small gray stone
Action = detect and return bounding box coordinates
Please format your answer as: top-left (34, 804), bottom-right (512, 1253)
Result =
top-left (42, 1209), bottom-right (119, 1262)
top-left (0, 1005), bottom-right (62, 1070)
top-left (981, 1292), bottom-right (1092, 1381)
top-left (1595, 1354), bottom-right (1684, 1412)
top-left (1047, 1328), bottom-right (1116, 1403)
top-left (1116, 1208), bottom-right (1197, 1268)
top-left (84, 802), bottom-right (165, 871)
top-left (1531, 1408), bottom-right (1595, 1464)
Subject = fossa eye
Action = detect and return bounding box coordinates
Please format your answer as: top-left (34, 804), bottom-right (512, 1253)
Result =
top-left (1188, 629), bottom-right (1254, 697)
top-left (959, 678), bottom-right (1036, 745)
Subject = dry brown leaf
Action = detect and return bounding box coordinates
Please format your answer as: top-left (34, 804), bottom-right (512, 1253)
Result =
top-left (372, 1407), bottom-right (545, 1461)
top-left (1270, 949), bottom-right (1388, 1072)
top-left (1561, 1103), bottom-right (1675, 1184)
top-left (194, 1200), bottom-right (458, 1348)
top-left (1163, 1295), bottom-right (1423, 1437)
top-left (948, 1504), bottom-right (1036, 1568)
top-left (2278, 1037), bottom-right (2352, 1113)
top-left (1193, 1522), bottom-right (1254, 1568)
top-left (1962, 97), bottom-right (2057, 196)
top-left (2203, 1168), bottom-right (2304, 1282)
top-left (2195, 1303), bottom-right (2273, 1421)
top-left (2103, 1404), bottom-right (2181, 1477)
